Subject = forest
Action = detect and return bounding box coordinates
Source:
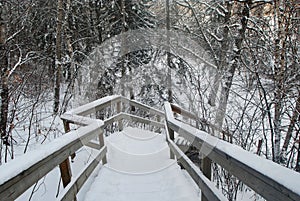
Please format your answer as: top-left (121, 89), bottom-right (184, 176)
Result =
top-left (0, 0), bottom-right (299, 200)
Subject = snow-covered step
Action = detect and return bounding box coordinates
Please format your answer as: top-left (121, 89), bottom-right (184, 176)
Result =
top-left (84, 164), bottom-right (200, 201)
top-left (106, 127), bottom-right (172, 173)
top-left (83, 127), bottom-right (200, 201)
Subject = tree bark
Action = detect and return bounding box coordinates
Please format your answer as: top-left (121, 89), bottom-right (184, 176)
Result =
top-left (166, 0), bottom-right (172, 103)
top-left (281, 92), bottom-right (300, 159)
top-left (0, 7), bottom-right (9, 148)
top-left (214, 1), bottom-right (250, 138)
top-left (54, 0), bottom-right (64, 114)
top-left (296, 136), bottom-right (300, 172)
top-left (273, 0), bottom-right (290, 163)
top-left (208, 1), bottom-right (232, 107)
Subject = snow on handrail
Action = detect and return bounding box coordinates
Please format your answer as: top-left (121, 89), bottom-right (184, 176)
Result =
top-left (120, 97), bottom-right (165, 117)
top-left (165, 123), bottom-right (227, 201)
top-left (0, 122), bottom-right (103, 200)
top-left (66, 95), bottom-right (121, 116)
top-left (0, 96), bottom-right (167, 200)
top-left (164, 102), bottom-right (300, 201)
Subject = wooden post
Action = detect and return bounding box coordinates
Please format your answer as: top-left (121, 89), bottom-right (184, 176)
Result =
top-left (296, 136), bottom-right (300, 172)
top-left (63, 121), bottom-right (76, 160)
top-left (156, 115), bottom-right (161, 133)
top-left (201, 156), bottom-right (212, 201)
top-left (99, 129), bottom-right (107, 164)
top-left (168, 126), bottom-right (175, 159)
top-left (256, 139), bottom-right (263, 156)
top-left (117, 101), bottom-right (123, 131)
top-left (59, 159), bottom-right (72, 187)
top-left (59, 120), bottom-right (75, 199)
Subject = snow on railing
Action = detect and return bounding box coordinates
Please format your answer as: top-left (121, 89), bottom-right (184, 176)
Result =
top-left (164, 102), bottom-right (300, 201)
top-left (0, 120), bottom-right (105, 200)
top-left (0, 96), bottom-right (165, 201)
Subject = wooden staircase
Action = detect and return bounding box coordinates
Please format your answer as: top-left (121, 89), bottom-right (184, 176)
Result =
top-left (0, 95), bottom-right (299, 201)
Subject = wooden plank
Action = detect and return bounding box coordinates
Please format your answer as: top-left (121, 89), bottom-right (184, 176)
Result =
top-left (121, 97), bottom-right (165, 117)
top-left (122, 113), bottom-right (165, 128)
top-left (61, 114), bottom-right (99, 126)
top-left (167, 139), bottom-right (226, 201)
top-left (69, 95), bottom-right (121, 116)
top-left (104, 113), bottom-right (124, 126)
top-left (58, 146), bottom-right (107, 201)
top-left (0, 125), bottom-right (100, 200)
top-left (85, 141), bottom-right (101, 150)
top-left (171, 103), bottom-right (197, 120)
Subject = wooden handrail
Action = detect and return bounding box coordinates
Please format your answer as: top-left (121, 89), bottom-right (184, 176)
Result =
top-left (0, 122), bottom-right (103, 200)
top-left (6, 96), bottom-right (298, 201)
top-left (165, 123), bottom-right (227, 201)
top-left (0, 96), bottom-right (165, 200)
top-left (165, 102), bottom-right (300, 201)
top-left (170, 103), bottom-right (232, 139)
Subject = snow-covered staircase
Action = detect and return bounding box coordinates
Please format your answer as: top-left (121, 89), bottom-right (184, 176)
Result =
top-left (84, 127), bottom-right (200, 201)
top-left (1, 95), bottom-right (299, 201)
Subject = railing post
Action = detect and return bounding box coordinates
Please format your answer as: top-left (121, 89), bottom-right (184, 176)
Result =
top-left (156, 115), bottom-right (161, 133)
top-left (168, 126), bottom-right (175, 159)
top-left (59, 120), bottom-right (76, 200)
top-left (201, 156), bottom-right (212, 201)
top-left (99, 129), bottom-right (107, 164)
top-left (117, 101), bottom-right (123, 131)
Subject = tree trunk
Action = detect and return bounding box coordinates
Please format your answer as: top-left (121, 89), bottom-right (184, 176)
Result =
top-left (214, 1), bottom-right (250, 138)
top-left (166, 0), bottom-right (172, 103)
top-left (208, 1), bottom-right (232, 107)
top-left (54, 0), bottom-right (64, 114)
top-left (0, 7), bottom-right (9, 148)
top-left (281, 92), bottom-right (300, 159)
top-left (296, 136), bottom-right (300, 172)
top-left (120, 0), bottom-right (126, 97)
top-left (273, 0), bottom-right (290, 163)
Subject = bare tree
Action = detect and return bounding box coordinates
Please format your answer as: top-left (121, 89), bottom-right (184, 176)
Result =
top-left (54, 0), bottom-right (64, 114)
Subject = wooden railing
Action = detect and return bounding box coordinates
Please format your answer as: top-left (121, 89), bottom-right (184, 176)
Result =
top-left (1, 96), bottom-right (299, 201)
top-left (164, 102), bottom-right (300, 201)
top-left (0, 95), bottom-right (164, 201)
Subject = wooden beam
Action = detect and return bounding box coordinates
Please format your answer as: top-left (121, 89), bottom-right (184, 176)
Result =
top-left (121, 97), bottom-right (165, 117)
top-left (116, 101), bottom-right (123, 131)
top-left (122, 113), bottom-right (165, 129)
top-left (85, 141), bottom-right (101, 150)
top-left (98, 129), bottom-right (107, 164)
top-left (171, 103), bottom-right (197, 120)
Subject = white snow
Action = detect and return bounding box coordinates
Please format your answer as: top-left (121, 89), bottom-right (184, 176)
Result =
top-left (83, 127), bottom-right (201, 201)
top-left (66, 95), bottom-right (121, 115)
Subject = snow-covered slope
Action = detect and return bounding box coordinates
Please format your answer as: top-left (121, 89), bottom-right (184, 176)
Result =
top-left (84, 127), bottom-right (200, 201)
